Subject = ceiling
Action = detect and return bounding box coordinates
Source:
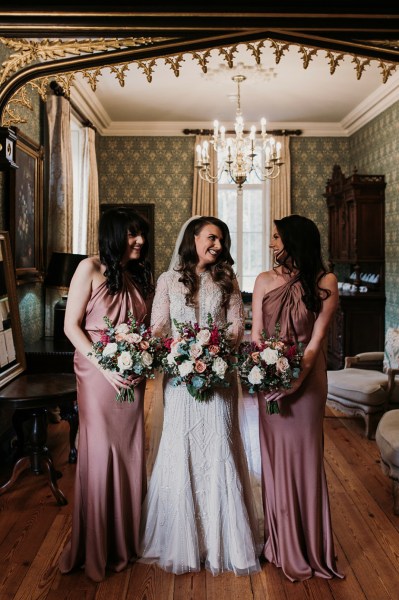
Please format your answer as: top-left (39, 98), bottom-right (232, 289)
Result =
top-left (70, 41), bottom-right (399, 137)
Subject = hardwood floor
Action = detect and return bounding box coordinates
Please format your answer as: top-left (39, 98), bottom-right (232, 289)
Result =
top-left (0, 381), bottom-right (398, 600)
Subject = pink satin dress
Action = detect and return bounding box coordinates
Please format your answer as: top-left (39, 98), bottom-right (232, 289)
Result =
top-left (59, 273), bottom-right (151, 582)
top-left (258, 273), bottom-right (344, 582)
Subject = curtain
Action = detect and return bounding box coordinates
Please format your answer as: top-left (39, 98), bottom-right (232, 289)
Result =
top-left (45, 95), bottom-right (74, 336)
top-left (46, 95), bottom-right (73, 255)
top-left (269, 135), bottom-right (291, 261)
top-left (73, 127), bottom-right (99, 255)
top-left (192, 135), bottom-right (218, 217)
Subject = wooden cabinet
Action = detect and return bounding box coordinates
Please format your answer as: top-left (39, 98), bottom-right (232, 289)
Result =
top-left (324, 165), bottom-right (386, 369)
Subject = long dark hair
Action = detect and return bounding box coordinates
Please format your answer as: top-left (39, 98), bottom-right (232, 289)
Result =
top-left (176, 216), bottom-right (235, 308)
top-left (274, 214), bottom-right (330, 313)
top-left (99, 207), bottom-right (154, 297)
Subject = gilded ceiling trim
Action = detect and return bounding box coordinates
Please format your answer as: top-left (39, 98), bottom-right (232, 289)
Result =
top-left (0, 33), bottom-right (398, 127)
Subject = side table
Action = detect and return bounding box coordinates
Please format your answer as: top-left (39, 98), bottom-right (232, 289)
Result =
top-left (25, 337), bottom-right (78, 463)
top-left (0, 373), bottom-right (77, 505)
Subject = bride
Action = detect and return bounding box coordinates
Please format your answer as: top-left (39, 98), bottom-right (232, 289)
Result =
top-left (139, 215), bottom-right (261, 576)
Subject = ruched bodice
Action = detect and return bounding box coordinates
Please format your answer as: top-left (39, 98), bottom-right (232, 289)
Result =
top-left (261, 274), bottom-right (315, 345)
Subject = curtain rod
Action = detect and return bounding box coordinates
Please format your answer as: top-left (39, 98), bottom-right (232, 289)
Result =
top-left (182, 128), bottom-right (301, 136)
top-left (49, 81), bottom-right (96, 132)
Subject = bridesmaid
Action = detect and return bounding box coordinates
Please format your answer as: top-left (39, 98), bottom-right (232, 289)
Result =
top-left (59, 207), bottom-right (154, 582)
top-left (251, 214), bottom-right (344, 582)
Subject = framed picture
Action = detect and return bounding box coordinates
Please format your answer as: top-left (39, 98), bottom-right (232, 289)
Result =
top-left (100, 203), bottom-right (155, 270)
top-left (9, 130), bottom-right (44, 283)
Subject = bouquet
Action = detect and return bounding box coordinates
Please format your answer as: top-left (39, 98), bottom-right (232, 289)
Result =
top-left (89, 312), bottom-right (162, 403)
top-left (236, 323), bottom-right (303, 414)
top-left (159, 313), bottom-right (234, 402)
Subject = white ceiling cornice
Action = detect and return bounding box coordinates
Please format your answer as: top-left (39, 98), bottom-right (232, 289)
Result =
top-left (71, 70), bottom-right (399, 138)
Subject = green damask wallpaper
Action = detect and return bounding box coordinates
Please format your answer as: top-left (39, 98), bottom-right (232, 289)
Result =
top-left (290, 136), bottom-right (350, 264)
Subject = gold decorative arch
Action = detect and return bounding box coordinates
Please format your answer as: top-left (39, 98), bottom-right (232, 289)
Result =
top-left (1, 34), bottom-right (398, 127)
top-left (0, 9), bottom-right (398, 127)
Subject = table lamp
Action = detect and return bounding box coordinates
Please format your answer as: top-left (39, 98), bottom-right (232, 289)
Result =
top-left (44, 252), bottom-right (87, 340)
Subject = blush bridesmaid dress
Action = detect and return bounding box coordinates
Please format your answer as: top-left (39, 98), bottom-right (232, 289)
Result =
top-left (59, 272), bottom-right (151, 582)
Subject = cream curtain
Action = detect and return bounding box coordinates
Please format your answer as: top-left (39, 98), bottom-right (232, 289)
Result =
top-left (192, 135), bottom-right (218, 217)
top-left (269, 135), bottom-right (291, 260)
top-left (73, 127), bottom-right (99, 255)
top-left (45, 94), bottom-right (74, 336)
top-left (46, 95), bottom-right (73, 255)
top-left (86, 128), bottom-right (99, 256)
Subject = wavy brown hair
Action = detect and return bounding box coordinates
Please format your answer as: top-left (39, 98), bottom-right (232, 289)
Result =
top-left (175, 216), bottom-right (235, 308)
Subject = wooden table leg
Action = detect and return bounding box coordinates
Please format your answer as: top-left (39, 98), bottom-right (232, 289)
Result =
top-left (0, 407), bottom-right (68, 505)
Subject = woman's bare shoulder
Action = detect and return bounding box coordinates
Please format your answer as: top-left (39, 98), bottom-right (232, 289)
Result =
top-left (75, 256), bottom-right (102, 276)
top-left (254, 269), bottom-right (280, 294)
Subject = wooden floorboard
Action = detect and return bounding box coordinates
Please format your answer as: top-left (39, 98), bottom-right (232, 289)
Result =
top-left (0, 387), bottom-right (398, 599)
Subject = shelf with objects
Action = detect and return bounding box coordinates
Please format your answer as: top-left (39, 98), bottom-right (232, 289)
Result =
top-left (324, 165), bottom-right (386, 370)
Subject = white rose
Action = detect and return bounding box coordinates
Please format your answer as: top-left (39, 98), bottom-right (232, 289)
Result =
top-left (141, 350), bottom-right (153, 367)
top-left (178, 360), bottom-right (194, 377)
top-left (212, 356), bottom-right (228, 378)
top-left (196, 329), bottom-right (211, 345)
top-left (167, 353), bottom-right (176, 366)
top-left (260, 347), bottom-right (279, 365)
top-left (248, 365), bottom-right (263, 385)
top-left (117, 351), bottom-right (133, 371)
top-left (114, 323), bottom-right (129, 334)
top-left (189, 342), bottom-right (203, 359)
top-left (102, 342), bottom-right (118, 357)
top-left (129, 333), bottom-right (142, 344)
top-left (276, 357), bottom-right (290, 373)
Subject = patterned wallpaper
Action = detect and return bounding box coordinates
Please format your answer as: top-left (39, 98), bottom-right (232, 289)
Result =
top-left (290, 137), bottom-right (350, 265)
top-left (96, 136), bottom-right (194, 281)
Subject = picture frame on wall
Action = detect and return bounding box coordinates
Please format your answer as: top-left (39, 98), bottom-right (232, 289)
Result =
top-left (100, 203), bottom-right (155, 270)
top-left (8, 130), bottom-right (44, 284)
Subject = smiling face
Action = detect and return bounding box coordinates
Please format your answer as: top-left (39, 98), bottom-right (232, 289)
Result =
top-left (269, 226), bottom-right (286, 263)
top-left (194, 223), bottom-right (223, 271)
top-left (121, 231), bottom-right (145, 264)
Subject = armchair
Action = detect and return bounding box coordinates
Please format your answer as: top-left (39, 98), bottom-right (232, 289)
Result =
top-left (327, 328), bottom-right (399, 439)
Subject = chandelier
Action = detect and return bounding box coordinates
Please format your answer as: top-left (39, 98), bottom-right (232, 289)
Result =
top-left (195, 75), bottom-right (284, 188)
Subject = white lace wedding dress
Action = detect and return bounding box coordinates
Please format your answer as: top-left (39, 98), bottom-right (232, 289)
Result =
top-left (139, 269), bottom-right (261, 576)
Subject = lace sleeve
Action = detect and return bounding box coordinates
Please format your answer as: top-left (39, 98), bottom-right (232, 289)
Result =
top-left (226, 277), bottom-right (245, 348)
top-left (150, 272), bottom-right (171, 337)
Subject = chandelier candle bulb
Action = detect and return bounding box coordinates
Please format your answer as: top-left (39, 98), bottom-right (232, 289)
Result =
top-left (195, 74), bottom-right (284, 188)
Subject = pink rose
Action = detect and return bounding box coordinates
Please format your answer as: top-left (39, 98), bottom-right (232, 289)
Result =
top-left (115, 332), bottom-right (127, 341)
top-left (208, 345), bottom-right (220, 355)
top-left (251, 351), bottom-right (260, 364)
top-left (195, 360), bottom-right (207, 373)
top-left (139, 340), bottom-right (150, 350)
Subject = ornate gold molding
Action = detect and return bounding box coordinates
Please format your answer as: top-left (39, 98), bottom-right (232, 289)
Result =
top-left (0, 36), bottom-right (397, 127)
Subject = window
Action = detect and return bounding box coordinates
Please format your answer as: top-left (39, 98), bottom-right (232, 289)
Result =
top-left (218, 169), bottom-right (271, 294)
